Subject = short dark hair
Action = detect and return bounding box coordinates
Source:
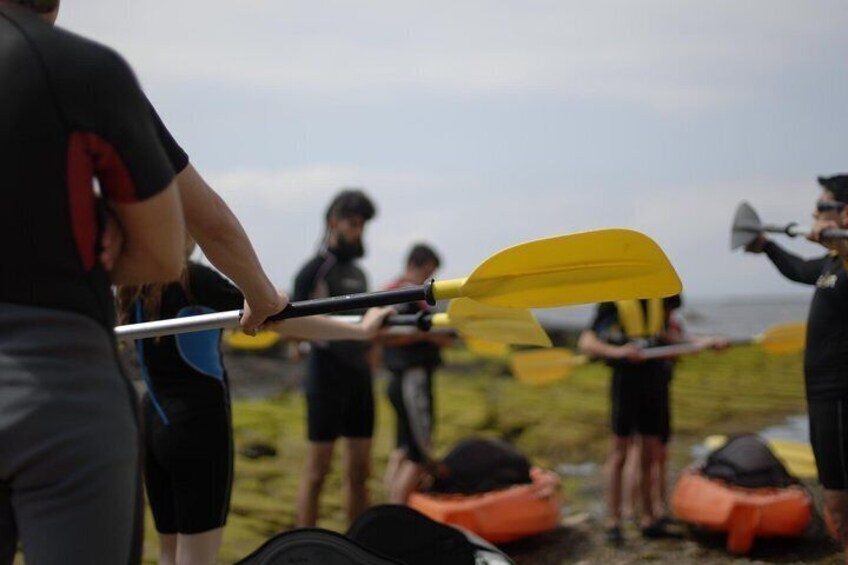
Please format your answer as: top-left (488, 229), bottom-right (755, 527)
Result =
top-left (818, 175), bottom-right (848, 204)
top-left (407, 243), bottom-right (441, 269)
top-left (325, 189), bottom-right (376, 224)
top-left (10, 0), bottom-right (58, 13)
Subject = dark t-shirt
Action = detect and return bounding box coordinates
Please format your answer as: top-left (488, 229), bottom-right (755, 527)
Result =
top-left (293, 251), bottom-right (371, 391)
top-left (764, 241), bottom-right (848, 400)
top-left (0, 7), bottom-right (175, 329)
top-left (135, 263), bottom-right (243, 416)
top-left (381, 277), bottom-right (442, 371)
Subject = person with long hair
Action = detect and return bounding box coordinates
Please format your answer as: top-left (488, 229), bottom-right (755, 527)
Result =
top-left (117, 238), bottom-right (394, 565)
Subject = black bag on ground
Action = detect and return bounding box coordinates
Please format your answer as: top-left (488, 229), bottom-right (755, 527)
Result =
top-left (235, 527), bottom-right (404, 565)
top-left (429, 438), bottom-right (531, 494)
top-left (347, 505), bottom-right (515, 565)
top-left (702, 433), bottom-right (798, 488)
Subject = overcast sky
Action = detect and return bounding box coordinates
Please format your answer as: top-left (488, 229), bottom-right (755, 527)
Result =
top-left (59, 1), bottom-right (848, 299)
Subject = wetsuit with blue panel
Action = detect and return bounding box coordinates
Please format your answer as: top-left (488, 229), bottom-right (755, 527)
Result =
top-left (133, 263), bottom-right (243, 534)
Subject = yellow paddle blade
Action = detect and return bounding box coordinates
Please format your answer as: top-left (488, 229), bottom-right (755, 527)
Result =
top-left (756, 321), bottom-right (806, 355)
top-left (439, 298), bottom-right (552, 347)
top-left (465, 337), bottom-right (510, 358)
top-left (226, 330), bottom-right (281, 351)
top-left (509, 348), bottom-right (588, 386)
top-left (432, 229), bottom-right (682, 308)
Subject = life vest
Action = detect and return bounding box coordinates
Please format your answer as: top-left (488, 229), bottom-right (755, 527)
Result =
top-left (615, 298), bottom-right (665, 340)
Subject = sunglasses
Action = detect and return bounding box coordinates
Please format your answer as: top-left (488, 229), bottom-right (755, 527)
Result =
top-left (816, 200), bottom-right (847, 213)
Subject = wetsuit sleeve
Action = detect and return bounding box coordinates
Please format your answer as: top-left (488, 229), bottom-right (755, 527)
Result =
top-left (147, 101), bottom-right (190, 174)
top-left (292, 258), bottom-right (322, 302)
top-left (763, 241), bottom-right (827, 286)
top-left (590, 303), bottom-right (617, 335)
top-left (59, 47), bottom-right (174, 203)
top-left (188, 264), bottom-right (245, 312)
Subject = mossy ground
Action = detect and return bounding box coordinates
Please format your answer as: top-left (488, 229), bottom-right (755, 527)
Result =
top-left (139, 346), bottom-right (843, 564)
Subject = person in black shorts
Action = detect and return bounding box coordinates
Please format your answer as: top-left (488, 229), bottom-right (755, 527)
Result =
top-left (0, 1), bottom-right (185, 563)
top-left (117, 240), bottom-right (393, 564)
top-left (744, 174), bottom-right (848, 558)
top-left (381, 244), bottom-right (450, 503)
top-left (293, 190), bottom-right (378, 527)
top-left (579, 297), bottom-right (700, 543)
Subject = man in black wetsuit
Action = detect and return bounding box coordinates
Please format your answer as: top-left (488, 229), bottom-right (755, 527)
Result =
top-left (0, 1), bottom-right (185, 562)
top-left (293, 190), bottom-right (378, 527)
top-left (745, 174), bottom-right (848, 560)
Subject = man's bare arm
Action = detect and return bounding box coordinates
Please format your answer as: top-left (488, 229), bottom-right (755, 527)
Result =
top-left (177, 164), bottom-right (287, 333)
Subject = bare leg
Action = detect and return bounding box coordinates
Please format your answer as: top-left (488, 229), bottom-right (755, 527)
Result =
top-left (606, 435), bottom-right (632, 528)
top-left (639, 436), bottom-right (661, 528)
top-left (158, 533), bottom-right (177, 565)
top-left (295, 441), bottom-right (335, 527)
top-left (389, 460), bottom-right (423, 504)
top-left (175, 528), bottom-right (224, 565)
top-left (383, 449), bottom-right (406, 495)
top-left (823, 489), bottom-right (848, 564)
top-left (653, 440), bottom-right (669, 518)
top-left (621, 439), bottom-right (641, 522)
top-left (343, 437), bottom-right (372, 525)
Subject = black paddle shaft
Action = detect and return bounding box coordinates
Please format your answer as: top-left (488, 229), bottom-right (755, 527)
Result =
top-left (261, 281), bottom-right (436, 322)
top-left (383, 311), bottom-right (434, 330)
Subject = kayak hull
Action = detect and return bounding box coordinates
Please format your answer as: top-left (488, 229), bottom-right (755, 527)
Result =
top-left (671, 469), bottom-right (812, 554)
top-left (407, 467), bottom-right (561, 543)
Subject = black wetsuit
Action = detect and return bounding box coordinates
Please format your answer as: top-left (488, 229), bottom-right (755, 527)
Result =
top-left (293, 250), bottom-right (374, 441)
top-left (0, 6), bottom-right (174, 564)
top-left (383, 278), bottom-right (442, 464)
top-left (591, 301), bottom-right (674, 441)
top-left (764, 241), bottom-right (848, 489)
top-left (133, 263), bottom-right (243, 534)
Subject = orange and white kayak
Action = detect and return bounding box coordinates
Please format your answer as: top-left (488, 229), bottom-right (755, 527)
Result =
top-left (407, 467), bottom-right (561, 544)
top-left (671, 468), bottom-right (812, 554)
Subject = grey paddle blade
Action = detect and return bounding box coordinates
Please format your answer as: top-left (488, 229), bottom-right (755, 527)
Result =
top-left (731, 201), bottom-right (763, 250)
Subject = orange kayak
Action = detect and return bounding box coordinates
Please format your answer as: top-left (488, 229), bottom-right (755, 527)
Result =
top-left (671, 468), bottom-right (812, 554)
top-left (407, 467), bottom-right (560, 543)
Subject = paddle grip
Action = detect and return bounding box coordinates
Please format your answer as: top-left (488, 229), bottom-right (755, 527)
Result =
top-left (264, 282), bottom-right (433, 322)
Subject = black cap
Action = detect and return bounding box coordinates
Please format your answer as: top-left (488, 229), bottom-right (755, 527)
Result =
top-left (818, 175), bottom-right (848, 203)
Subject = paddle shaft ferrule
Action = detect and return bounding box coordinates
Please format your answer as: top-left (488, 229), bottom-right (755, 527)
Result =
top-left (431, 277), bottom-right (466, 301)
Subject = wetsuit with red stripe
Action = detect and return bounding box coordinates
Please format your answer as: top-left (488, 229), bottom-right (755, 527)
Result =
top-left (0, 6), bottom-right (175, 564)
top-left (0, 6), bottom-right (175, 328)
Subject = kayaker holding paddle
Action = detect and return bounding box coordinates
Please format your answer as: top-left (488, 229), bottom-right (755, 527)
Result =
top-left (0, 1), bottom-right (185, 562)
top-left (117, 236), bottom-right (394, 565)
top-left (381, 244), bottom-right (452, 503)
top-left (579, 296), bottom-right (726, 543)
top-left (743, 174), bottom-right (848, 560)
top-left (294, 190), bottom-right (379, 527)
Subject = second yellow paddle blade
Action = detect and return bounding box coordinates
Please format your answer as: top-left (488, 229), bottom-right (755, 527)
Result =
top-left (446, 298), bottom-right (552, 347)
top-left (509, 348), bottom-right (587, 386)
top-left (226, 330), bottom-right (281, 351)
top-left (466, 337), bottom-right (510, 358)
top-left (438, 229), bottom-right (682, 308)
top-left (758, 321), bottom-right (806, 355)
